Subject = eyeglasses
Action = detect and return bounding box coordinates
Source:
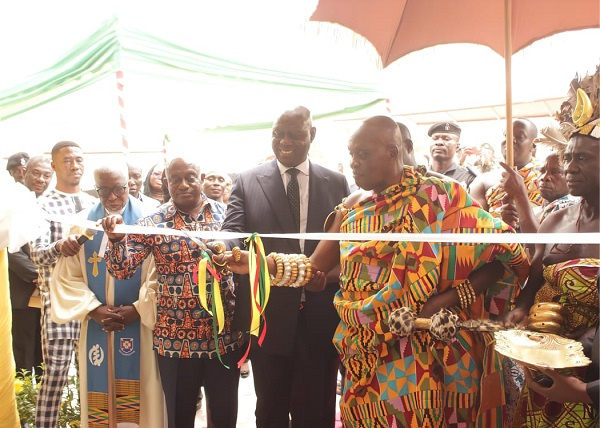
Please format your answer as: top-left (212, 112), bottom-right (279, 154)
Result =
top-left (96, 185), bottom-right (127, 198)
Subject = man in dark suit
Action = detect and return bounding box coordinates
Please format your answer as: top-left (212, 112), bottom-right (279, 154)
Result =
top-left (10, 156), bottom-right (53, 377)
top-left (222, 106), bottom-right (350, 428)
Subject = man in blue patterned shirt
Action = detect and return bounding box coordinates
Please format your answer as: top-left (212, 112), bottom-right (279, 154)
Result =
top-left (30, 141), bottom-right (97, 427)
top-left (101, 158), bottom-right (243, 428)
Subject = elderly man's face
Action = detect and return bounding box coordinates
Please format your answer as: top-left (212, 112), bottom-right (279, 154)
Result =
top-left (538, 153), bottom-right (568, 202)
top-left (96, 170), bottom-right (129, 214)
top-left (167, 159), bottom-right (204, 213)
top-left (348, 124), bottom-right (399, 194)
top-left (24, 160), bottom-right (53, 197)
top-left (563, 134), bottom-right (599, 199)
top-left (128, 165), bottom-right (143, 198)
top-left (271, 112), bottom-right (315, 168)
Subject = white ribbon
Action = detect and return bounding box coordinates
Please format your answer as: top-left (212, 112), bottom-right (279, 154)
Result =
top-left (47, 215), bottom-right (600, 245)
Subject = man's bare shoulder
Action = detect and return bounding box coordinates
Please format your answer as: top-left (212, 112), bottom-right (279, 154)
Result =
top-left (471, 169), bottom-right (502, 190)
top-left (344, 189), bottom-right (372, 208)
top-left (539, 202), bottom-right (578, 232)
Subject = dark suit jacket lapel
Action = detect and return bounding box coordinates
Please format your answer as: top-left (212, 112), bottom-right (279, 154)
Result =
top-left (306, 163), bottom-right (331, 254)
top-left (307, 162), bottom-right (330, 233)
top-left (256, 160), bottom-right (298, 234)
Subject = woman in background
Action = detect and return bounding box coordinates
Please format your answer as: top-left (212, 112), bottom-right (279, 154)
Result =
top-left (143, 163), bottom-right (165, 204)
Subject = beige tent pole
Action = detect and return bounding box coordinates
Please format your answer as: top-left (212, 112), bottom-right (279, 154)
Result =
top-left (505, 0), bottom-right (514, 167)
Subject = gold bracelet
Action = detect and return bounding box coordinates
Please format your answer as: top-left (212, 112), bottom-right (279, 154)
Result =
top-left (271, 253), bottom-right (314, 287)
top-left (291, 256), bottom-right (307, 288)
top-left (463, 282), bottom-right (471, 307)
top-left (269, 253), bottom-right (284, 284)
top-left (275, 253), bottom-right (284, 283)
top-left (281, 256), bottom-right (292, 286)
top-left (302, 257), bottom-right (312, 286)
top-left (456, 281), bottom-right (475, 309)
top-left (464, 279), bottom-right (476, 304)
top-left (456, 284), bottom-right (466, 309)
top-left (289, 256), bottom-right (300, 285)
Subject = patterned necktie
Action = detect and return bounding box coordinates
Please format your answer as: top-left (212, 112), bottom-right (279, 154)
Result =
top-left (286, 168), bottom-right (300, 231)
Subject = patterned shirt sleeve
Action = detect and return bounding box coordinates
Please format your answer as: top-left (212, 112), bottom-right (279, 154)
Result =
top-left (105, 225), bottom-right (153, 281)
top-left (29, 206), bottom-right (61, 267)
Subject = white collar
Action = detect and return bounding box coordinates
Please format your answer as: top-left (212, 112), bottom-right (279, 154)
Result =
top-left (276, 158), bottom-right (310, 177)
top-left (52, 188), bottom-right (86, 197)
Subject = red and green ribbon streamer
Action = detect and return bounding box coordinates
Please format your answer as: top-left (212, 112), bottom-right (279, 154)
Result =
top-left (238, 233), bottom-right (271, 368)
top-left (194, 249), bottom-right (228, 368)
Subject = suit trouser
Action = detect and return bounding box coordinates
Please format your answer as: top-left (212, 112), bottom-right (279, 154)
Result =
top-left (157, 348), bottom-right (242, 428)
top-left (252, 306), bottom-right (340, 428)
top-left (12, 307), bottom-right (43, 377)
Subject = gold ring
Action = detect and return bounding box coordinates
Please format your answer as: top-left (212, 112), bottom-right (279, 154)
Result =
top-left (211, 241), bottom-right (226, 254)
top-left (232, 247), bottom-right (241, 262)
top-left (211, 255), bottom-right (227, 267)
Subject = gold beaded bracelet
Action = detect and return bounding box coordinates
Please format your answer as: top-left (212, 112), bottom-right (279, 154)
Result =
top-left (456, 286), bottom-right (466, 309)
top-left (463, 279), bottom-right (476, 303)
top-left (289, 257), bottom-right (299, 285)
top-left (269, 253), bottom-right (284, 284)
top-left (268, 253), bottom-right (313, 287)
top-left (456, 279), bottom-right (477, 309)
top-left (281, 256), bottom-right (292, 285)
top-left (291, 255), bottom-right (307, 288)
top-left (303, 259), bottom-right (312, 285)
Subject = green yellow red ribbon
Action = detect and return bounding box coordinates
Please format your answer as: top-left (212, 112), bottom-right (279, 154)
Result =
top-left (238, 233), bottom-right (271, 367)
top-left (194, 249), bottom-right (227, 367)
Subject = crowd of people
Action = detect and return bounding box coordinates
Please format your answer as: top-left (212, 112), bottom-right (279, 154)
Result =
top-left (3, 70), bottom-right (599, 428)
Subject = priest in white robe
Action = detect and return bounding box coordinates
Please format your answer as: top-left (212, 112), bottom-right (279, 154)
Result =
top-left (50, 163), bottom-right (165, 427)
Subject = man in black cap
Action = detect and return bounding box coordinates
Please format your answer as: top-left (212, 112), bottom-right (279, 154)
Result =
top-left (428, 122), bottom-right (476, 189)
top-left (398, 122), bottom-right (456, 182)
top-left (6, 152), bottom-right (30, 184)
top-left (9, 156), bottom-right (53, 380)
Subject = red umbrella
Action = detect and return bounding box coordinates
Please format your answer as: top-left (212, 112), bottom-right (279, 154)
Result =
top-left (310, 0), bottom-right (600, 165)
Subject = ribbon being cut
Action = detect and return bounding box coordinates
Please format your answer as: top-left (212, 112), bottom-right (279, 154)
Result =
top-left (41, 214), bottom-right (600, 245)
top-left (45, 214), bottom-right (598, 369)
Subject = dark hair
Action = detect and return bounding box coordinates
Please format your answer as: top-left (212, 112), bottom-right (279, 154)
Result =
top-left (142, 163), bottom-right (159, 198)
top-left (51, 141), bottom-right (81, 157)
top-left (161, 168), bottom-right (171, 203)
